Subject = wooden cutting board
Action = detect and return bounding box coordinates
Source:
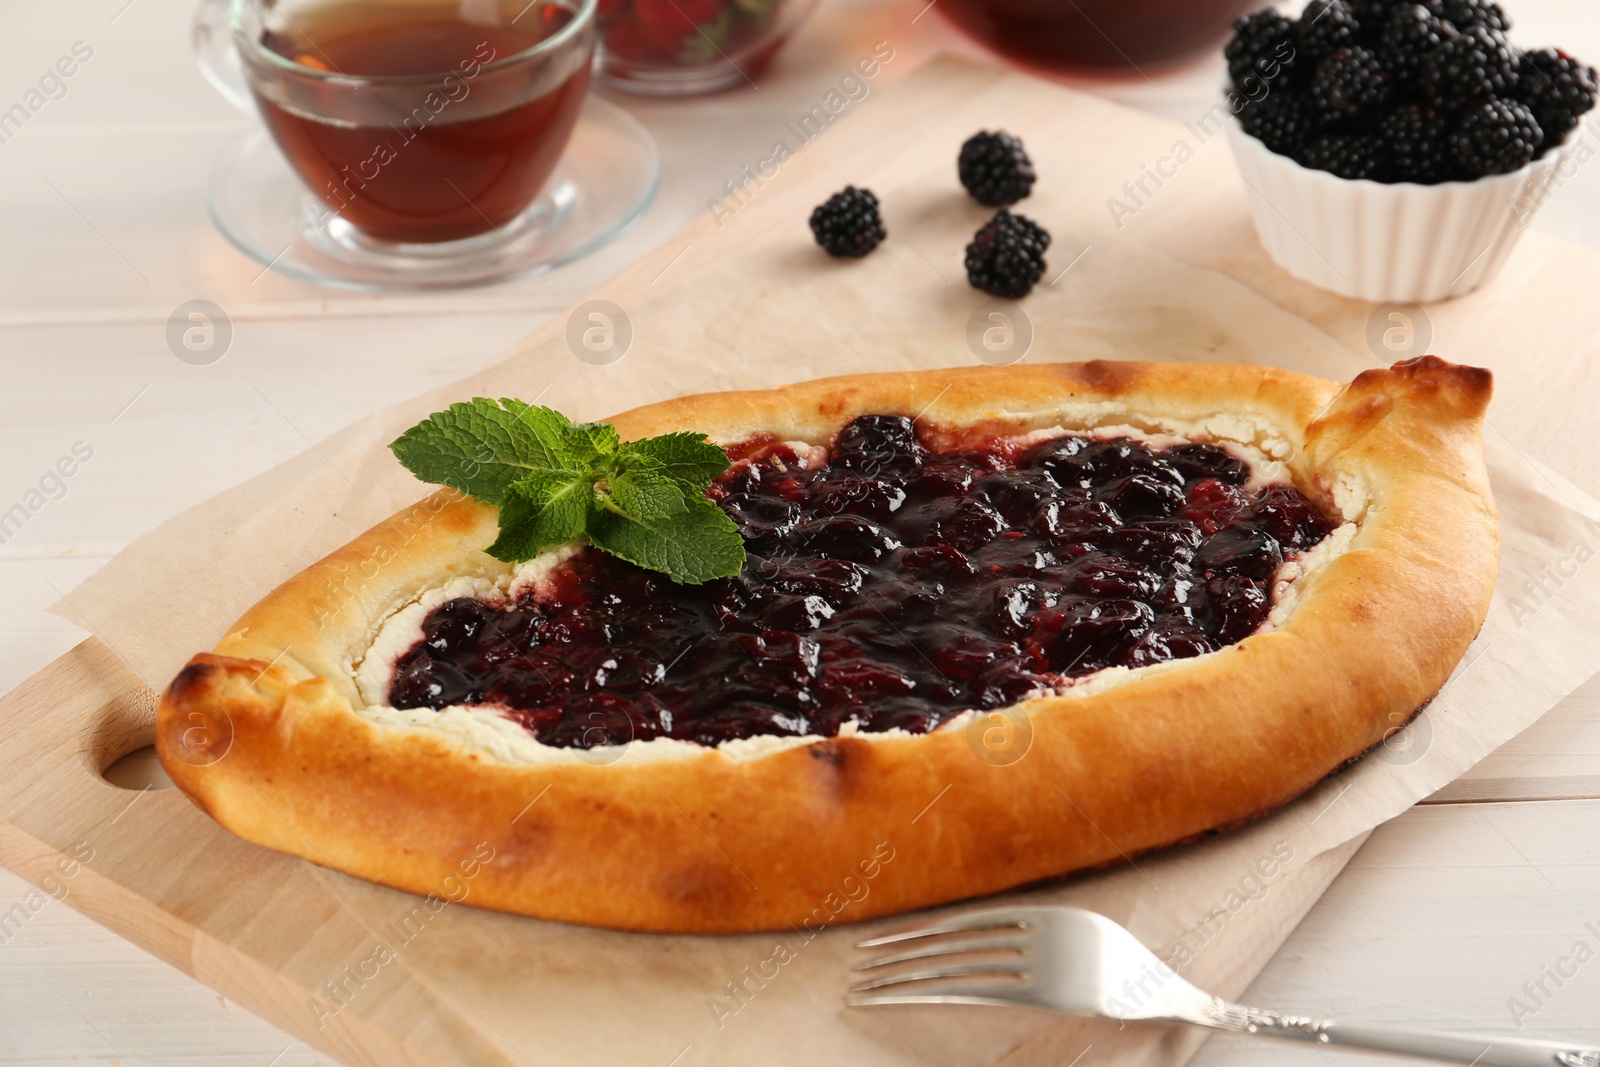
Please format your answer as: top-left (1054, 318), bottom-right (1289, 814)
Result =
top-left (7, 54), bottom-right (1600, 1067)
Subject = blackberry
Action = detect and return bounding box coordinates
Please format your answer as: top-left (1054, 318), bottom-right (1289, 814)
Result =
top-left (1350, 0), bottom-right (1419, 19)
top-left (964, 210), bottom-right (1050, 299)
top-left (1299, 132), bottom-right (1388, 179)
top-left (1226, 11), bottom-right (1298, 94)
top-left (1241, 92), bottom-right (1314, 155)
top-left (808, 186), bottom-right (886, 258)
top-left (1351, 0), bottom-right (1439, 38)
top-left (1294, 0), bottom-right (1358, 63)
top-left (1421, 25), bottom-right (1521, 102)
top-left (1349, 0), bottom-right (1391, 24)
top-left (1380, 4), bottom-right (1457, 87)
top-left (1383, 104), bottom-right (1454, 182)
top-left (1519, 48), bottom-right (1598, 152)
top-left (1439, 0), bottom-right (1509, 33)
top-left (1449, 98), bottom-right (1543, 175)
top-left (957, 131), bottom-right (1037, 206)
top-left (1310, 46), bottom-right (1394, 123)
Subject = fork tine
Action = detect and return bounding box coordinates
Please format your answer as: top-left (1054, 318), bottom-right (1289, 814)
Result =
top-left (854, 907), bottom-right (1032, 948)
top-left (847, 983), bottom-right (1028, 1010)
top-left (851, 933), bottom-right (1029, 971)
top-left (849, 960), bottom-right (1027, 992)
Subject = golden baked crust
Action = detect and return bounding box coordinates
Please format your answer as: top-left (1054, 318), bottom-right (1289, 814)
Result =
top-left (156, 359), bottom-right (1498, 933)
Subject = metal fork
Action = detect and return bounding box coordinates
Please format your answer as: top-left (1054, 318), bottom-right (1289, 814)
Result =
top-left (849, 906), bottom-right (1600, 1067)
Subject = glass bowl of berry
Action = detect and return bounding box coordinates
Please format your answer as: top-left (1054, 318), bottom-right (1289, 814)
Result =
top-left (594, 0), bottom-right (819, 94)
top-left (1222, 0), bottom-right (1597, 302)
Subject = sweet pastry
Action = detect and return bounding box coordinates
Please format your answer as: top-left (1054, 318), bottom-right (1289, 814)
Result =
top-left (157, 358), bottom-right (1497, 933)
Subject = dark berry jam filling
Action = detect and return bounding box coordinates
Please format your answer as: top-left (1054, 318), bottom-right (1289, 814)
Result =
top-left (388, 416), bottom-right (1334, 748)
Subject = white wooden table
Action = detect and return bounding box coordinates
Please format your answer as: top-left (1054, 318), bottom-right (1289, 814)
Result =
top-left (2, 0), bottom-right (1598, 1063)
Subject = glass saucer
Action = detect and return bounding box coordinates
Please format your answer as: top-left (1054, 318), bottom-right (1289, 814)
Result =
top-left (207, 95), bottom-right (660, 290)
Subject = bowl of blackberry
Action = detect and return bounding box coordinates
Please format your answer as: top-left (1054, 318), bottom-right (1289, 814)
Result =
top-left (1223, 0), bottom-right (1597, 301)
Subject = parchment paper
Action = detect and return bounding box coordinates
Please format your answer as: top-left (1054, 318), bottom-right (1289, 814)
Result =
top-left (52, 57), bottom-right (1600, 1066)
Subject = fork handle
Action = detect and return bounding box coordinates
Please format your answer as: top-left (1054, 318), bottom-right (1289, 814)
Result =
top-left (1321, 1025), bottom-right (1598, 1067)
top-left (1199, 1000), bottom-right (1599, 1067)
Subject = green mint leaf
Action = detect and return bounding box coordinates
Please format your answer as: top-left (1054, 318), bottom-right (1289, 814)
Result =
top-left (587, 495), bottom-right (746, 584)
top-left (390, 398), bottom-right (588, 505)
top-left (500, 399), bottom-right (628, 469)
top-left (569, 419), bottom-right (621, 462)
top-left (395, 400), bottom-right (746, 578)
top-left (485, 470), bottom-right (593, 562)
top-left (615, 432), bottom-right (730, 493)
top-left (606, 465), bottom-right (689, 525)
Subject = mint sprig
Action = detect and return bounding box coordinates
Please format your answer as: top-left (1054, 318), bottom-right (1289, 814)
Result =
top-left (390, 399), bottom-right (745, 584)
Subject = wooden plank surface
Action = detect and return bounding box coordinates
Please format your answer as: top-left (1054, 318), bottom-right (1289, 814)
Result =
top-left (1195, 797), bottom-right (1600, 1065)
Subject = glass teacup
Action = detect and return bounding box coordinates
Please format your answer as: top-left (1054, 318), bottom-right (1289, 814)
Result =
top-left (199, 0), bottom-right (596, 244)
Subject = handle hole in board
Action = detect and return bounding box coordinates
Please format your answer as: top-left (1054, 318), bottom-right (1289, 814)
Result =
top-left (102, 745), bottom-right (175, 791)
top-left (86, 681), bottom-right (165, 789)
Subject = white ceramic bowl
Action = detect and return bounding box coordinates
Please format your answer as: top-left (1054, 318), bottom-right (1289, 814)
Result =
top-left (1226, 117), bottom-right (1580, 302)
